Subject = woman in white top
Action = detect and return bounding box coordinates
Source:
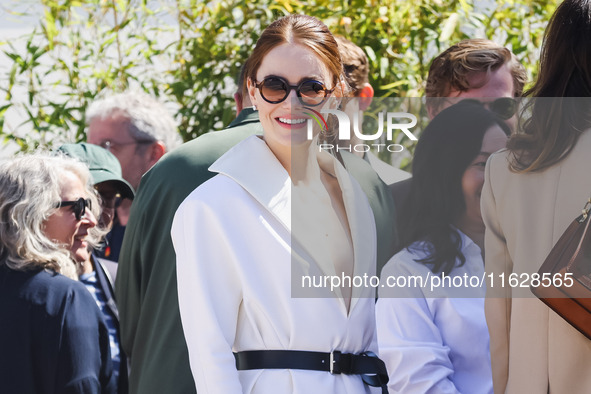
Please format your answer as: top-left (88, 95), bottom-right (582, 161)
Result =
top-left (171, 14), bottom-right (386, 394)
top-left (376, 101), bottom-right (510, 393)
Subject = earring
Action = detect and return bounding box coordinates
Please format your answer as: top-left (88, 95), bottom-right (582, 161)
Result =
top-left (253, 104), bottom-right (257, 111)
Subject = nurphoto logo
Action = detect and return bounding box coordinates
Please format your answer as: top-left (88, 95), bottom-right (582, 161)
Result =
top-left (304, 107), bottom-right (418, 153)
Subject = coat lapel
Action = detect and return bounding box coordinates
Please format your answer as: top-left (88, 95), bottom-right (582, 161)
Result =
top-left (209, 136), bottom-right (292, 232)
top-left (209, 136), bottom-right (376, 314)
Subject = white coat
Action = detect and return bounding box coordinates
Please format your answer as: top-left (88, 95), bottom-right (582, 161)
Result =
top-left (171, 136), bottom-right (379, 394)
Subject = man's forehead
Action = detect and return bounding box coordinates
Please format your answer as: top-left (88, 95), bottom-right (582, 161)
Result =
top-left (89, 110), bottom-right (129, 128)
top-left (448, 63), bottom-right (514, 99)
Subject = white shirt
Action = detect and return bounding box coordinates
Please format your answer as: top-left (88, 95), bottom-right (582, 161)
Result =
top-left (172, 136), bottom-right (379, 394)
top-left (376, 230), bottom-right (493, 394)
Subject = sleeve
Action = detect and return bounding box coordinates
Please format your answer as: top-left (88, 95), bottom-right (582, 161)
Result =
top-left (171, 194), bottom-right (244, 394)
top-left (376, 256), bottom-right (461, 394)
top-left (115, 199), bottom-right (143, 359)
top-left (116, 163), bottom-right (200, 394)
top-left (56, 286), bottom-right (116, 394)
top-left (481, 154), bottom-right (512, 394)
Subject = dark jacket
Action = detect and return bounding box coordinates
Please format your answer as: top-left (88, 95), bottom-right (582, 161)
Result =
top-left (0, 266), bottom-right (116, 394)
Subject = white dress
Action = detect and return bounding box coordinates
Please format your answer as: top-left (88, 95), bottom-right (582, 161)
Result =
top-left (376, 230), bottom-right (493, 394)
top-left (171, 136), bottom-right (379, 394)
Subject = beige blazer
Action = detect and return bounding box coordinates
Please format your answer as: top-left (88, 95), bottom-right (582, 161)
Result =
top-left (481, 130), bottom-right (591, 394)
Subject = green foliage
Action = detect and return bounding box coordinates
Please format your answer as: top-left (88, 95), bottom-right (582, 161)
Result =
top-left (1, 0), bottom-right (559, 160)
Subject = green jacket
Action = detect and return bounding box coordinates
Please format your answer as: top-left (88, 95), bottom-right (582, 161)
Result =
top-left (116, 108), bottom-right (397, 394)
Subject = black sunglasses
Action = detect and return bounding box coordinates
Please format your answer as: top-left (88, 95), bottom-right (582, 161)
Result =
top-left (254, 76), bottom-right (335, 107)
top-left (461, 98), bottom-right (518, 120)
top-left (56, 198), bottom-right (92, 220)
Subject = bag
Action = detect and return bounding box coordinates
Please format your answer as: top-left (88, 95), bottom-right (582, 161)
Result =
top-left (531, 199), bottom-right (591, 340)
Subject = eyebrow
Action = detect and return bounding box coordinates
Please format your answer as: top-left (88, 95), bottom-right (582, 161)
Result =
top-left (265, 74), bottom-right (325, 85)
top-left (298, 76), bottom-right (323, 84)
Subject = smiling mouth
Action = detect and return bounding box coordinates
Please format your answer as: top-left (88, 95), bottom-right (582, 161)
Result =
top-left (277, 117), bottom-right (307, 125)
top-left (74, 234), bottom-right (88, 243)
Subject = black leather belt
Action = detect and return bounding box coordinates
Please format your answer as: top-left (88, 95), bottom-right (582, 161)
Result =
top-left (234, 350), bottom-right (389, 393)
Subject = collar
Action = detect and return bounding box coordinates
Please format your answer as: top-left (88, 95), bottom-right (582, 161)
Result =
top-left (210, 136), bottom-right (376, 306)
top-left (227, 107), bottom-right (261, 129)
top-left (79, 270), bottom-right (97, 282)
top-left (209, 135), bottom-right (292, 230)
top-left (453, 226), bottom-right (482, 256)
top-left (208, 136), bottom-right (367, 239)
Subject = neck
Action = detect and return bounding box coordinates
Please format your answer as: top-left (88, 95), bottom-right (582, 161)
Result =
top-left (337, 134), bottom-right (364, 158)
top-left (263, 137), bottom-right (312, 180)
top-left (454, 219), bottom-right (485, 252)
top-left (339, 104), bottom-right (364, 158)
top-left (291, 143), bottom-right (316, 182)
top-left (79, 255), bottom-right (95, 276)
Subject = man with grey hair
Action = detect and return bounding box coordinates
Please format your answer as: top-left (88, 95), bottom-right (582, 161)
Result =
top-left (86, 91), bottom-right (181, 261)
top-left (86, 91), bottom-right (181, 190)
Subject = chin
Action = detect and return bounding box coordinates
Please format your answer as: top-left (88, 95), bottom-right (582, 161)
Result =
top-left (73, 249), bottom-right (91, 265)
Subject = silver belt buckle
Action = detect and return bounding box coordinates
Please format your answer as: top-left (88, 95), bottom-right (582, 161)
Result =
top-left (329, 350), bottom-right (342, 374)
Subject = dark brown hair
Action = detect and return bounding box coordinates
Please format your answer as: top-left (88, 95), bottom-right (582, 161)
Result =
top-left (426, 39), bottom-right (527, 114)
top-left (508, 0), bottom-right (591, 172)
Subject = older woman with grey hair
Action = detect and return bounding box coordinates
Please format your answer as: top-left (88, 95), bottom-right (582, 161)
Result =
top-left (0, 154), bottom-right (116, 394)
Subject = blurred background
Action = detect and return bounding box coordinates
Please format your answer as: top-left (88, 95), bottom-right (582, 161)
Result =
top-left (0, 0), bottom-right (560, 164)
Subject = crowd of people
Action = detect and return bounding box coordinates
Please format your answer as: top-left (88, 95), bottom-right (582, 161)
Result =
top-left (1, 1), bottom-right (591, 393)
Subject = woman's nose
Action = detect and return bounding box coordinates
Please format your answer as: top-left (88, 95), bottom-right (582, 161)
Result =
top-left (81, 208), bottom-right (98, 227)
top-left (282, 88), bottom-right (300, 108)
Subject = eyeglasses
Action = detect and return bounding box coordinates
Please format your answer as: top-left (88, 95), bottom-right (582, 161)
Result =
top-left (254, 76), bottom-right (335, 107)
top-left (98, 139), bottom-right (154, 152)
top-left (56, 198), bottom-right (92, 220)
top-left (461, 98), bottom-right (518, 120)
